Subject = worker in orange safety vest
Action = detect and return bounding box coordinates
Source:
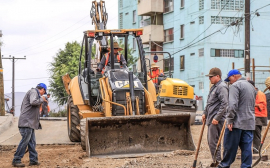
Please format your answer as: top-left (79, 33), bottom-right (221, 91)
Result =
top-left (248, 80), bottom-right (268, 154)
top-left (149, 64), bottom-right (162, 84)
top-left (96, 42), bottom-right (127, 74)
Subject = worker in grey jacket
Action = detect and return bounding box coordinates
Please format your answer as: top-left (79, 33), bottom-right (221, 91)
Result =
top-left (12, 83), bottom-right (47, 167)
top-left (218, 70), bottom-right (256, 168)
top-left (202, 67), bottom-right (228, 163)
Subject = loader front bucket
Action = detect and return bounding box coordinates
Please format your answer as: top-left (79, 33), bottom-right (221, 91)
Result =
top-left (85, 113), bottom-right (195, 157)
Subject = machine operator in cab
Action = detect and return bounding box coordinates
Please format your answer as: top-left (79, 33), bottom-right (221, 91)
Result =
top-left (96, 42), bottom-right (127, 74)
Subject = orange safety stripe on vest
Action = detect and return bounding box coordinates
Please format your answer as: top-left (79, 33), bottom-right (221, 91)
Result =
top-left (102, 53), bottom-right (121, 74)
top-left (105, 53), bottom-right (121, 66)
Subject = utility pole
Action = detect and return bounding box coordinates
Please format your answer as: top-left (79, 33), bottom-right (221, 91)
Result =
top-left (0, 30), bottom-right (4, 116)
top-left (245, 0), bottom-right (251, 79)
top-left (252, 58), bottom-right (255, 83)
top-left (2, 55), bottom-right (26, 116)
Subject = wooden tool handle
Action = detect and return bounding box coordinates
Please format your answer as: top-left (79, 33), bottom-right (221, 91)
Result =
top-left (261, 121), bottom-right (270, 143)
top-left (217, 120), bottom-right (226, 147)
top-left (195, 120), bottom-right (206, 160)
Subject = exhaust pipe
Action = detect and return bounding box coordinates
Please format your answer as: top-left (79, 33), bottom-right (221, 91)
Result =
top-left (128, 72), bottom-right (136, 115)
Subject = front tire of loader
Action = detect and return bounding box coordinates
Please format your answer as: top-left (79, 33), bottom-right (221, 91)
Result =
top-left (67, 97), bottom-right (81, 142)
top-left (80, 118), bottom-right (86, 151)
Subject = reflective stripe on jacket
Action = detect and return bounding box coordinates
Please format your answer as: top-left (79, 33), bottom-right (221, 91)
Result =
top-left (105, 53), bottom-right (120, 66)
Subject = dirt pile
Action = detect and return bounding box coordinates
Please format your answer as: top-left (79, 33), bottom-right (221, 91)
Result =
top-left (1, 125), bottom-right (270, 168)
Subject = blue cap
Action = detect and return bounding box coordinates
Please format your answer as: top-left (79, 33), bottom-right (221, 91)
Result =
top-left (37, 83), bottom-right (47, 94)
top-left (224, 69), bottom-right (241, 82)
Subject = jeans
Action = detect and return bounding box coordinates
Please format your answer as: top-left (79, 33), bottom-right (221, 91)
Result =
top-left (218, 128), bottom-right (253, 168)
top-left (13, 127), bottom-right (38, 163)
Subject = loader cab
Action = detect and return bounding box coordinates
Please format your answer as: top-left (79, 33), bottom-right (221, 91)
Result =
top-left (78, 29), bottom-right (149, 109)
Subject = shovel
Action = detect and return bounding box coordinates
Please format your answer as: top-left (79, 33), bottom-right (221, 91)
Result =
top-left (209, 120), bottom-right (226, 167)
top-left (252, 120), bottom-right (270, 167)
top-left (192, 119), bottom-right (206, 168)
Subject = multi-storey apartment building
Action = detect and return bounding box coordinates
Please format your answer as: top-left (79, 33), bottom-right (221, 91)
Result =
top-left (119, 0), bottom-right (270, 108)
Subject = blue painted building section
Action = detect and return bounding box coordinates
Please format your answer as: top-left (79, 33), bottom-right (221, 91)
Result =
top-left (119, 0), bottom-right (270, 108)
top-left (118, 0), bottom-right (140, 55)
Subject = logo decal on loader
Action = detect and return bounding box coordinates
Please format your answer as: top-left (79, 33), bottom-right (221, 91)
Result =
top-left (115, 81), bottom-right (139, 88)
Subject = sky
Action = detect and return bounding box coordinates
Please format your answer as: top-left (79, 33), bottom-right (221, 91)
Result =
top-left (0, 0), bottom-right (118, 94)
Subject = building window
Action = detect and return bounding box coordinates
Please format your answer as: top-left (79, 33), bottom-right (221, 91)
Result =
top-left (125, 12), bottom-right (129, 15)
top-left (199, 48), bottom-right (204, 57)
top-left (199, 82), bottom-right (204, 90)
top-left (133, 10), bottom-right (136, 23)
top-left (164, 28), bottom-right (174, 42)
top-left (119, 0), bottom-right (123, 8)
top-left (199, 16), bottom-right (204, 24)
top-left (190, 21), bottom-right (195, 24)
top-left (180, 25), bottom-right (184, 39)
top-left (140, 16), bottom-right (151, 27)
top-left (199, 0), bottom-right (204, 10)
top-left (133, 38), bottom-right (136, 50)
top-left (211, 16), bottom-right (242, 25)
top-left (190, 53), bottom-right (195, 56)
top-left (164, 0), bottom-right (174, 13)
top-left (211, 0), bottom-right (244, 10)
top-left (210, 49), bottom-right (244, 58)
top-left (180, 55), bottom-right (184, 70)
top-left (181, 0), bottom-right (184, 8)
top-left (119, 13), bottom-right (123, 29)
top-left (164, 57), bottom-right (174, 72)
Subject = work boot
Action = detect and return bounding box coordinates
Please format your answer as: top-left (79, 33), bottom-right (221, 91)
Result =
top-left (12, 162), bottom-right (25, 167)
top-left (29, 162), bottom-right (40, 166)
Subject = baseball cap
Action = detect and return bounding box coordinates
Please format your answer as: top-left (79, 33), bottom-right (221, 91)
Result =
top-left (205, 67), bottom-right (222, 77)
top-left (224, 69), bottom-right (241, 82)
top-left (37, 83), bottom-right (47, 94)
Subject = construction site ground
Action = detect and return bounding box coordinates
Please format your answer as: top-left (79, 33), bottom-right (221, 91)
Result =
top-left (1, 119), bottom-right (270, 168)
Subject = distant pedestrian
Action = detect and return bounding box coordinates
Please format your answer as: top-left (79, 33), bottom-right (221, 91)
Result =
top-left (12, 83), bottom-right (47, 167)
top-left (248, 80), bottom-right (268, 154)
top-left (40, 93), bottom-right (50, 117)
top-left (202, 67), bottom-right (228, 163)
top-left (218, 70), bottom-right (256, 168)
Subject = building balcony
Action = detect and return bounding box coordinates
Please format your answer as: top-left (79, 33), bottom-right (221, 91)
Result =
top-left (138, 0), bottom-right (163, 16)
top-left (141, 25), bottom-right (164, 44)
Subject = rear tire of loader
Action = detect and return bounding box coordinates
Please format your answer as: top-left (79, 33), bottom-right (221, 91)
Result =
top-left (67, 97), bottom-right (81, 142)
top-left (80, 119), bottom-right (86, 151)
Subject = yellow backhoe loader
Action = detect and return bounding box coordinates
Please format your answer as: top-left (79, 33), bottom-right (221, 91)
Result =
top-left (62, 0), bottom-right (195, 157)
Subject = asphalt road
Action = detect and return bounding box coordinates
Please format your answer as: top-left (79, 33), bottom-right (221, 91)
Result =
top-left (0, 118), bottom-right (76, 145)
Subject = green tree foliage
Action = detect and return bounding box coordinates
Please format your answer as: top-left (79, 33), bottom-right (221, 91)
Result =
top-left (49, 41), bottom-right (83, 105)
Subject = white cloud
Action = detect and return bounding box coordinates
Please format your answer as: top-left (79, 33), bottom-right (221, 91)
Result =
top-left (0, 0), bottom-right (118, 94)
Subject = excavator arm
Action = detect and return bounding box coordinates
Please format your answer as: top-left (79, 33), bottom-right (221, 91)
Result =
top-left (90, 0), bottom-right (108, 62)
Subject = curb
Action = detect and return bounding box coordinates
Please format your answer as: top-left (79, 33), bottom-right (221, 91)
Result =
top-left (0, 113), bottom-right (14, 135)
top-left (40, 117), bottom-right (67, 121)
